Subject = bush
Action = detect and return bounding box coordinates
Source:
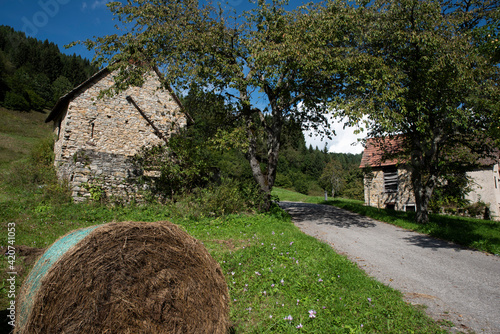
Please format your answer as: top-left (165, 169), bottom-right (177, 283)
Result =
top-left (293, 175), bottom-right (310, 195)
top-left (26, 89), bottom-right (46, 111)
top-left (274, 172), bottom-right (293, 188)
top-left (466, 202), bottom-right (489, 219)
top-left (3, 91), bottom-right (29, 111)
top-left (196, 178), bottom-right (264, 216)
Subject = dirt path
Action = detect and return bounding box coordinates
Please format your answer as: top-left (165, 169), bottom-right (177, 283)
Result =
top-left (279, 201), bottom-right (500, 334)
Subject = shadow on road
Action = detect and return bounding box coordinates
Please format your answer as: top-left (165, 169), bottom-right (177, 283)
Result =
top-left (280, 201), bottom-right (470, 252)
top-left (279, 202), bottom-right (377, 228)
top-left (401, 232), bottom-right (466, 252)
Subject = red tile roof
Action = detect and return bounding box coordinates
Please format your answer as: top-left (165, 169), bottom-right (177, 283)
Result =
top-left (360, 136), bottom-right (500, 168)
top-left (359, 136), bottom-right (406, 168)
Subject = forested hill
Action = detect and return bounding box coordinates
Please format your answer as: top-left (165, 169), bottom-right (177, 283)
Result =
top-left (0, 25), bottom-right (98, 112)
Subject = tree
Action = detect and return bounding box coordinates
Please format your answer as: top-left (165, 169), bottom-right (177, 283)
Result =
top-left (319, 160), bottom-right (343, 198)
top-left (77, 0), bottom-right (354, 209)
top-left (51, 75), bottom-right (73, 103)
top-left (331, 0), bottom-right (499, 223)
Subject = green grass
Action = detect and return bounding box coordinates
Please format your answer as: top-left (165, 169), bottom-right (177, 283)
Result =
top-left (0, 107), bottom-right (52, 172)
top-left (272, 188), bottom-right (325, 204)
top-left (0, 202), bottom-right (448, 333)
top-left (273, 187), bottom-right (500, 256)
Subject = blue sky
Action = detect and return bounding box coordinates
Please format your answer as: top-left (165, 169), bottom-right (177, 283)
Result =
top-left (0, 0), bottom-right (365, 154)
top-left (0, 0), bottom-right (118, 59)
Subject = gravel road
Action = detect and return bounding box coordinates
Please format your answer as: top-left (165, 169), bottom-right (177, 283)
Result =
top-left (279, 201), bottom-right (500, 334)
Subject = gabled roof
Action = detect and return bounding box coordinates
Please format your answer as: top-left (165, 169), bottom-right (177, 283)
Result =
top-left (45, 65), bottom-right (192, 124)
top-left (45, 67), bottom-right (110, 123)
top-left (359, 136), bottom-right (406, 168)
top-left (360, 135), bottom-right (500, 169)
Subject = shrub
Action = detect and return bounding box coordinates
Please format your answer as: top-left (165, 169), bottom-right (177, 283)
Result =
top-left (3, 91), bottom-right (29, 111)
top-left (196, 178), bottom-right (264, 216)
top-left (293, 175), bottom-right (310, 195)
top-left (274, 173), bottom-right (293, 188)
top-left (466, 202), bottom-right (489, 219)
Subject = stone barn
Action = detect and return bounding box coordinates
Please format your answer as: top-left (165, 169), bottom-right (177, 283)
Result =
top-left (360, 136), bottom-right (500, 220)
top-left (45, 67), bottom-right (187, 202)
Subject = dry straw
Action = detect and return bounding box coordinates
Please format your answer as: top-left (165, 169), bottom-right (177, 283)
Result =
top-left (16, 221), bottom-right (229, 334)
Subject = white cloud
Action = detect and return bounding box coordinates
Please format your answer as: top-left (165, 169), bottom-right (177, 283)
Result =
top-left (91, 0), bottom-right (111, 10)
top-left (304, 117), bottom-right (365, 154)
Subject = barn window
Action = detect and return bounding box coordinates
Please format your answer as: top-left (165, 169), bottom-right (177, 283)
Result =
top-left (405, 204), bottom-right (416, 212)
top-left (384, 167), bottom-right (398, 193)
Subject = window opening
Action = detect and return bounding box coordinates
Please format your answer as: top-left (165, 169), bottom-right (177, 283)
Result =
top-left (384, 168), bottom-right (398, 193)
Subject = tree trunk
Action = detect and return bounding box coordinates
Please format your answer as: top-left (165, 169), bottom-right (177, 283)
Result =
top-left (414, 188), bottom-right (430, 224)
top-left (410, 157), bottom-right (437, 225)
top-left (243, 109), bottom-right (282, 212)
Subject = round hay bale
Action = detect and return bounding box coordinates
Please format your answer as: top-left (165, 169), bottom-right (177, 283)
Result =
top-left (16, 221), bottom-right (229, 334)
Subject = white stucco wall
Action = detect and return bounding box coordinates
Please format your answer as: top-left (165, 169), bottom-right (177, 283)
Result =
top-left (466, 164), bottom-right (500, 221)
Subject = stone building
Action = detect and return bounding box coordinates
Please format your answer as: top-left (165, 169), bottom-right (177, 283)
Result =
top-left (45, 67), bottom-right (187, 202)
top-left (359, 136), bottom-right (416, 212)
top-left (360, 136), bottom-right (500, 220)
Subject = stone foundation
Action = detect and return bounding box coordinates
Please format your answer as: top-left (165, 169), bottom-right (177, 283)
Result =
top-left (56, 149), bottom-right (142, 202)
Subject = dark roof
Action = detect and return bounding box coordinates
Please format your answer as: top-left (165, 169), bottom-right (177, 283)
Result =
top-left (45, 65), bottom-right (192, 124)
top-left (359, 136), bottom-right (405, 168)
top-left (45, 67), bottom-right (110, 123)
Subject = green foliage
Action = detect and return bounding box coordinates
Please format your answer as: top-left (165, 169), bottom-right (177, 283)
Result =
top-left (292, 173), bottom-right (310, 195)
top-left (274, 172), bottom-right (293, 188)
top-left (132, 142), bottom-right (212, 200)
top-left (77, 0), bottom-right (354, 210)
top-left (3, 91), bottom-right (29, 111)
top-left (319, 160), bottom-right (343, 198)
top-left (0, 25), bottom-right (98, 110)
top-left (82, 180), bottom-right (105, 202)
top-left (51, 76), bottom-right (73, 103)
top-left (329, 0), bottom-right (499, 223)
top-left (194, 178), bottom-right (265, 217)
top-left (0, 134), bottom-right (71, 206)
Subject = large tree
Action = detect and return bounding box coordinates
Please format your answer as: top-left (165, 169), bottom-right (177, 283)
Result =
top-left (77, 0), bottom-right (355, 209)
top-left (332, 0), bottom-right (499, 223)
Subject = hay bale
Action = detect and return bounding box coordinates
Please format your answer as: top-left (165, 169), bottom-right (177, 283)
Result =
top-left (16, 221), bottom-right (229, 334)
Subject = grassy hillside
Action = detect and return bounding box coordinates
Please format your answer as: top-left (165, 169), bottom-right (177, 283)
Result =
top-left (0, 108), bottom-right (53, 204)
top-left (0, 108), bottom-right (52, 170)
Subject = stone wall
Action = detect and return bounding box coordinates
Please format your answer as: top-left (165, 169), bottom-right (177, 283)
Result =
top-left (52, 70), bottom-right (186, 202)
top-left (363, 167), bottom-right (415, 211)
top-left (364, 165), bottom-right (500, 220)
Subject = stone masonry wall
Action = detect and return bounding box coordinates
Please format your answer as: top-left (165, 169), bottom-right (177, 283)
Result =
top-left (363, 167), bottom-right (415, 211)
top-left (52, 71), bottom-right (186, 202)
